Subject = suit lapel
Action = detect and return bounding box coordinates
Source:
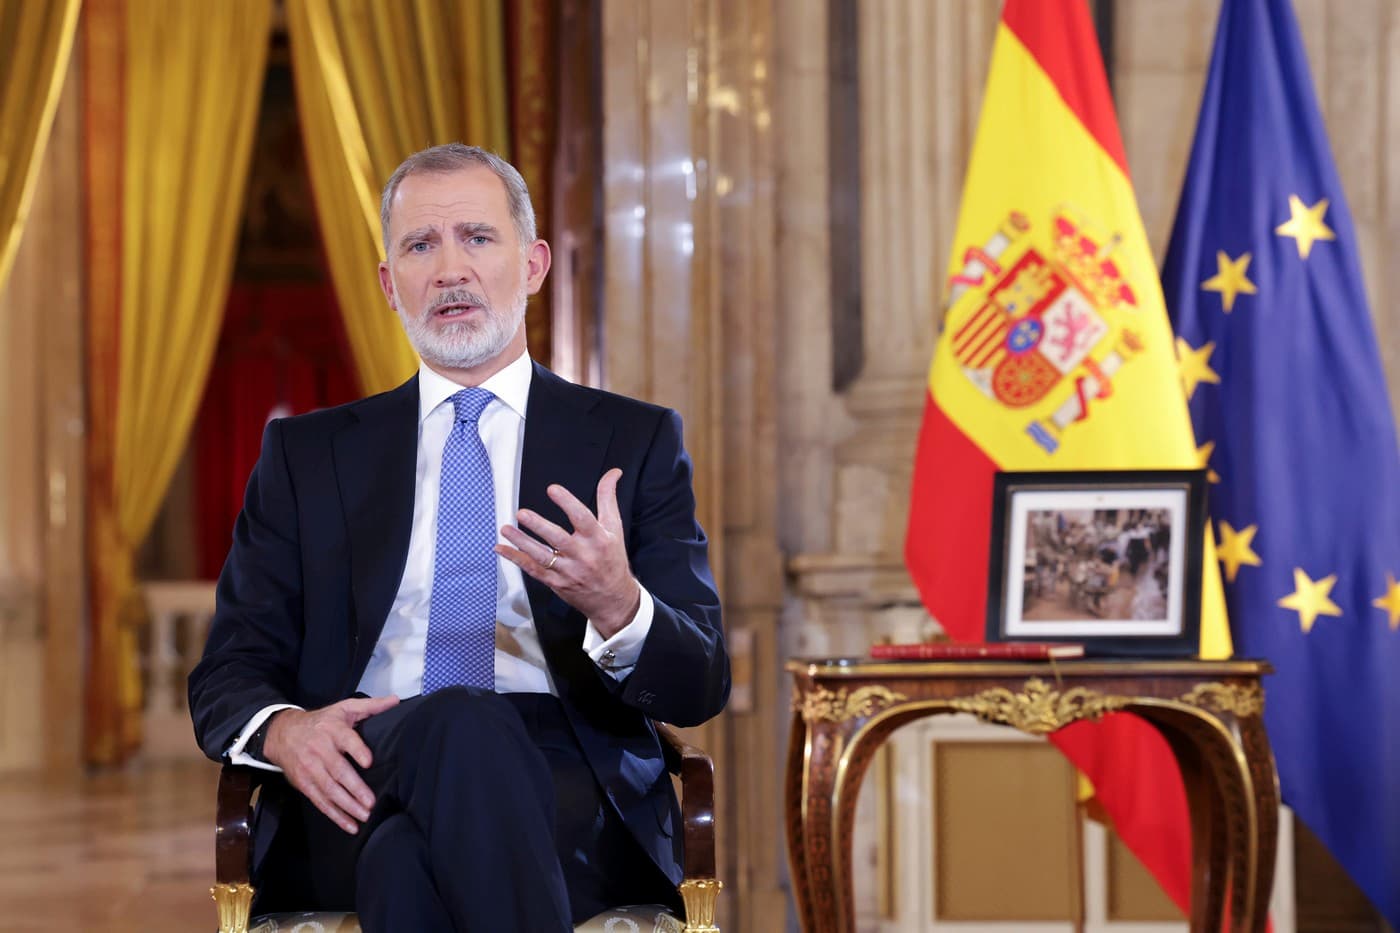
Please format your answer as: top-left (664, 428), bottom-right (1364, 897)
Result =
top-left (333, 376), bottom-right (420, 672)
top-left (519, 363), bottom-right (611, 642)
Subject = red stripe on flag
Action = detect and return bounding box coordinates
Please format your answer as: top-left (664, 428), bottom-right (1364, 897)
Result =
top-left (953, 303), bottom-right (997, 344)
top-left (1050, 717), bottom-right (1193, 916)
top-left (904, 393), bottom-right (997, 642)
top-left (966, 325), bottom-right (1008, 367)
top-left (1001, 0), bottom-right (1129, 176)
top-left (974, 347), bottom-right (1007, 371)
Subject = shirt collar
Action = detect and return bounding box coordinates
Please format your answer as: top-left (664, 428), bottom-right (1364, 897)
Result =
top-left (417, 349), bottom-right (533, 424)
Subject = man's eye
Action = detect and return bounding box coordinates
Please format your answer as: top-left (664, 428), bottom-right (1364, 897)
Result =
top-left (410, 242), bottom-right (430, 252)
top-left (469, 235), bottom-right (489, 246)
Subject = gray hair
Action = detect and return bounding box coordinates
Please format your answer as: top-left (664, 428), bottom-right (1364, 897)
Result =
top-left (379, 143), bottom-right (537, 254)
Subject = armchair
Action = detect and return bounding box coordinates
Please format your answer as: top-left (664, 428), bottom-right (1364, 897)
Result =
top-left (211, 723), bottom-right (721, 933)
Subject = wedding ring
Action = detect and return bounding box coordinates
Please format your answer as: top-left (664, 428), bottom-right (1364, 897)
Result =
top-left (544, 549), bottom-right (560, 570)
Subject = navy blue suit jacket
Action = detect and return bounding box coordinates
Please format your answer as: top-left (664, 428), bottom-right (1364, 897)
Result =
top-left (189, 361), bottom-right (729, 891)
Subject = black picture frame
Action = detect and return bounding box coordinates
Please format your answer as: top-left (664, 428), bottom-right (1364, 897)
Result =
top-left (985, 469), bottom-right (1208, 658)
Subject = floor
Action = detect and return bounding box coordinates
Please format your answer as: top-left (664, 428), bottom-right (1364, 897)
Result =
top-left (0, 758), bottom-right (221, 932)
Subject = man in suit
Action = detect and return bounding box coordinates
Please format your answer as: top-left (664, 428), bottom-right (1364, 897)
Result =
top-left (189, 143), bottom-right (730, 932)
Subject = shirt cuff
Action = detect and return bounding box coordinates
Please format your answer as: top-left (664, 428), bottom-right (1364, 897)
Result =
top-left (226, 703), bottom-right (302, 771)
top-left (583, 582), bottom-right (654, 680)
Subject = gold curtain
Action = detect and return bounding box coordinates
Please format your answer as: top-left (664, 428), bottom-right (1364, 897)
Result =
top-left (287, 0), bottom-right (511, 395)
top-left (84, 0), bottom-right (272, 764)
top-left (0, 0), bottom-right (81, 295)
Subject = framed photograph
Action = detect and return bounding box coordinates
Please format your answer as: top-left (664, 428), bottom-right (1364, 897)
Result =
top-left (986, 469), bottom-right (1208, 657)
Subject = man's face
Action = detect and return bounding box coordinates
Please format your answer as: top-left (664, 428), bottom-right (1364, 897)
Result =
top-left (379, 166), bottom-right (549, 373)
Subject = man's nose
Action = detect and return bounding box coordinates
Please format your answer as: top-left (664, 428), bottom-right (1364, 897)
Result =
top-left (432, 245), bottom-right (472, 287)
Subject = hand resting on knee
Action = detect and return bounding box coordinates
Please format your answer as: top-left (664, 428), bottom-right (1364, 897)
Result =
top-left (263, 696), bottom-right (400, 834)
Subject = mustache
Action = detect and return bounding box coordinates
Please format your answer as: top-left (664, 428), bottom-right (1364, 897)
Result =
top-left (426, 289), bottom-right (488, 315)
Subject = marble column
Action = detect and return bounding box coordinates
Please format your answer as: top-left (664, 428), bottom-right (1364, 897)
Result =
top-left (0, 54), bottom-right (86, 775)
top-left (786, 0), bottom-right (1000, 659)
top-left (600, 0), bottom-right (787, 927)
top-left (777, 4), bottom-right (1000, 925)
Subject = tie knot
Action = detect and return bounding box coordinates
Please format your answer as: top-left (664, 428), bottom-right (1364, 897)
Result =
top-left (450, 387), bottom-right (494, 424)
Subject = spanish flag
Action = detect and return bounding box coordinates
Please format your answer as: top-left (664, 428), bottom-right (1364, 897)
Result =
top-left (905, 0), bottom-right (1231, 915)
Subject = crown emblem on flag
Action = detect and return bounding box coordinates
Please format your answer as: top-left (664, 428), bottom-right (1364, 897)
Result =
top-left (1050, 216), bottom-right (1139, 313)
top-left (946, 207), bottom-right (1145, 454)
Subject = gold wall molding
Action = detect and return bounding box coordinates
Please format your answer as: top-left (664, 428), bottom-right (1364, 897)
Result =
top-left (947, 678), bottom-right (1131, 735)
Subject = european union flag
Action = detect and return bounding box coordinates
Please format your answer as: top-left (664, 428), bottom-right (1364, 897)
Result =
top-left (1161, 0), bottom-right (1400, 923)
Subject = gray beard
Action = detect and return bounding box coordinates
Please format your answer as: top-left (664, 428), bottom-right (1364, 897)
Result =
top-left (400, 287), bottom-right (526, 371)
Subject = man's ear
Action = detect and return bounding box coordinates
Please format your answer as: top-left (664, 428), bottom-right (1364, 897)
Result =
top-left (378, 262), bottom-right (396, 309)
top-left (525, 240), bottom-right (552, 295)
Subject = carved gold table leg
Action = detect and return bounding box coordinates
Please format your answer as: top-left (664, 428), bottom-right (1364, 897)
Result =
top-left (1206, 725), bottom-right (1266, 933)
top-left (1181, 708), bottom-right (1282, 924)
top-left (784, 709), bottom-right (821, 932)
top-left (1237, 713), bottom-right (1280, 933)
top-left (1161, 726), bottom-right (1229, 931)
top-left (797, 717), bottom-right (849, 931)
top-left (797, 713), bottom-right (907, 931)
top-left (1149, 702), bottom-right (1277, 933)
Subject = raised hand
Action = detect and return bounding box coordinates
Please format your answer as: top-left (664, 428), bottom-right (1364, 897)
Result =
top-left (497, 467), bottom-right (641, 637)
top-left (263, 695), bottom-right (400, 834)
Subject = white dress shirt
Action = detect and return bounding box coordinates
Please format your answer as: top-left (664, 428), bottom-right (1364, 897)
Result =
top-left (227, 350), bottom-right (653, 769)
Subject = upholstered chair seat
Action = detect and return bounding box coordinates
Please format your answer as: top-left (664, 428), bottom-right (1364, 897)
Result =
top-left (244, 904), bottom-right (686, 932)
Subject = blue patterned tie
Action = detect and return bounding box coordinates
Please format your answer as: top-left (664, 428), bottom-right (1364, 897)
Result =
top-left (423, 387), bottom-right (497, 693)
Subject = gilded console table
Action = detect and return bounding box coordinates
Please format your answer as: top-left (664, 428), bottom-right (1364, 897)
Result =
top-left (784, 658), bottom-right (1278, 932)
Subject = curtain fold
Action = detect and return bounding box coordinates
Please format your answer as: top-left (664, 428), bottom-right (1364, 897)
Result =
top-left (0, 0), bottom-right (81, 296)
top-left (287, 0), bottom-right (511, 395)
top-left (84, 0), bottom-right (272, 764)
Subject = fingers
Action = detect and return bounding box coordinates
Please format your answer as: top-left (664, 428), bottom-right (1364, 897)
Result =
top-left (292, 740), bottom-right (373, 834)
top-left (546, 483), bottom-right (602, 534)
top-left (326, 749), bottom-right (376, 813)
top-left (276, 700), bottom-right (394, 835)
top-left (514, 508), bottom-right (571, 549)
top-left (493, 543), bottom-right (538, 577)
top-left (323, 778), bottom-right (372, 830)
top-left (337, 725), bottom-right (376, 770)
top-left (595, 468), bottom-right (623, 529)
top-left (342, 694), bottom-right (400, 724)
top-left (499, 471), bottom-right (627, 593)
top-left (333, 696), bottom-right (395, 768)
top-left (522, 471), bottom-right (624, 543)
top-left (499, 526), bottom-right (556, 568)
top-left (304, 783), bottom-right (362, 835)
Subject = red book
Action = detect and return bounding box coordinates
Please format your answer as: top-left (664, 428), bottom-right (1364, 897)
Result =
top-left (869, 641), bottom-right (1084, 660)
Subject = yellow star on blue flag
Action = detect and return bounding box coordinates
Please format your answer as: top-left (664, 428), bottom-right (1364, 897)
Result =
top-left (1201, 251), bottom-right (1257, 311)
top-left (1275, 195), bottom-right (1335, 259)
top-left (1277, 568), bottom-right (1342, 633)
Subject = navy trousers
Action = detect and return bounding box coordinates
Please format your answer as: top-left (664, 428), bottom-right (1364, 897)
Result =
top-left (294, 688), bottom-right (678, 932)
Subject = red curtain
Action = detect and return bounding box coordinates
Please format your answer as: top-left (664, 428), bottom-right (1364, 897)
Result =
top-left (195, 281), bottom-right (358, 578)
